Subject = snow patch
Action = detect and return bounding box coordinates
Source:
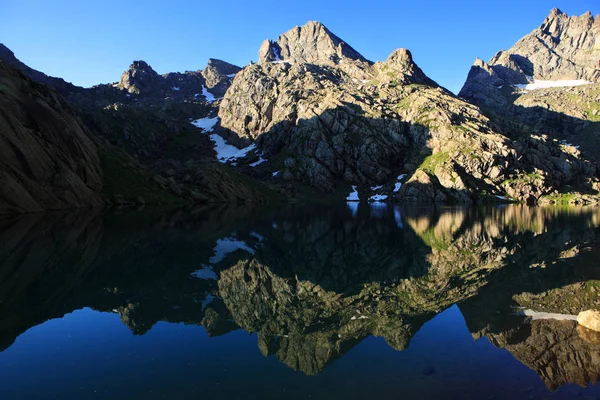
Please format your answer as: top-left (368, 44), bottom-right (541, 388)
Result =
top-left (371, 185), bottom-right (383, 191)
top-left (513, 78), bottom-right (591, 91)
top-left (226, 73), bottom-right (237, 78)
top-left (192, 117), bottom-right (258, 163)
top-left (394, 174), bottom-right (407, 193)
top-left (346, 186), bottom-right (359, 201)
top-left (172, 86), bottom-right (181, 91)
top-left (272, 170), bottom-right (280, 177)
top-left (210, 238), bottom-right (255, 264)
top-left (192, 117), bottom-right (219, 132)
top-left (273, 46), bottom-right (282, 61)
top-left (202, 86), bottom-right (216, 102)
top-left (495, 195), bottom-right (507, 200)
top-left (369, 194), bottom-right (388, 202)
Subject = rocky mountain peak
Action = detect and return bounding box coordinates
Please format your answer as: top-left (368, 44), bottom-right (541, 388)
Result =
top-left (258, 21), bottom-right (368, 65)
top-left (119, 60), bottom-right (162, 94)
top-left (460, 9), bottom-right (600, 106)
top-left (201, 58), bottom-right (242, 97)
top-left (376, 48), bottom-right (438, 86)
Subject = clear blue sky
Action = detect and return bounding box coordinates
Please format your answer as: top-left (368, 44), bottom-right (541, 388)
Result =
top-left (1, 0), bottom-right (598, 94)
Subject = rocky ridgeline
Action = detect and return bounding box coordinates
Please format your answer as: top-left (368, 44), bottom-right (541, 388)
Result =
top-left (1, 11), bottom-right (600, 211)
top-left (218, 21), bottom-right (599, 203)
top-left (460, 8), bottom-right (600, 107)
top-left (118, 58), bottom-right (241, 99)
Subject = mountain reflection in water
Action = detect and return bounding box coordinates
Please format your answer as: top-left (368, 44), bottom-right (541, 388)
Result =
top-left (0, 204), bottom-right (600, 399)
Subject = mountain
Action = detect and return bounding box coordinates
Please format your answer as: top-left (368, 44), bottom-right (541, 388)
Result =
top-left (0, 61), bottom-right (103, 213)
top-left (0, 45), bottom-right (276, 212)
top-left (461, 8), bottom-right (600, 106)
top-left (117, 58), bottom-right (241, 99)
top-left (1, 15), bottom-right (600, 213)
top-left (217, 21), bottom-right (599, 204)
top-left (459, 10), bottom-right (600, 167)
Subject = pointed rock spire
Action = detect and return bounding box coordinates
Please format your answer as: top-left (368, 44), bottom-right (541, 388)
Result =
top-left (258, 21), bottom-right (368, 65)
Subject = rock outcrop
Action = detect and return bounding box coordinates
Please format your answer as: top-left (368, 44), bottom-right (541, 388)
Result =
top-left (118, 60), bottom-right (164, 95)
top-left (117, 58), bottom-right (241, 99)
top-left (201, 58), bottom-right (242, 97)
top-left (0, 61), bottom-right (103, 213)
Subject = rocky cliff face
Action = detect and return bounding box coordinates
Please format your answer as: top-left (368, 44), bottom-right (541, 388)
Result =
top-left (0, 62), bottom-right (103, 213)
top-left (218, 21), bottom-right (599, 203)
top-left (457, 10), bottom-right (600, 199)
top-left (460, 9), bottom-right (600, 106)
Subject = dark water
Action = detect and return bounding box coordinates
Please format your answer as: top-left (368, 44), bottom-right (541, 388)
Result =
top-left (1, 203), bottom-right (600, 400)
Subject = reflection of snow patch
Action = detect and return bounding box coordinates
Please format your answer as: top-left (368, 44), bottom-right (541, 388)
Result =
top-left (371, 185), bottom-right (383, 191)
top-left (521, 309), bottom-right (577, 321)
top-left (249, 157), bottom-right (267, 167)
top-left (394, 207), bottom-right (403, 228)
top-left (495, 195), bottom-right (507, 200)
top-left (347, 186), bottom-right (359, 201)
top-left (210, 238), bottom-right (255, 264)
top-left (250, 231), bottom-right (265, 242)
top-left (172, 86), bottom-right (180, 91)
top-left (272, 170), bottom-right (280, 177)
top-left (370, 202), bottom-right (387, 217)
top-left (191, 265), bottom-right (217, 280)
top-left (347, 202), bottom-right (359, 217)
top-left (201, 295), bottom-right (215, 310)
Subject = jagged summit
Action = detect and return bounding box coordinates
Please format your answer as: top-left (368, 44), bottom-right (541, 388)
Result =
top-left (258, 21), bottom-right (368, 65)
top-left (459, 9), bottom-right (600, 105)
top-left (118, 60), bottom-right (162, 94)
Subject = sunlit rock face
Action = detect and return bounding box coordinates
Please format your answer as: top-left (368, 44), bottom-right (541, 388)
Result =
top-left (219, 21), bottom-right (600, 203)
top-left (459, 10), bottom-right (600, 174)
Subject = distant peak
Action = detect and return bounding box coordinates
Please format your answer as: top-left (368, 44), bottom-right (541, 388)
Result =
top-left (129, 60), bottom-right (153, 70)
top-left (258, 21), bottom-right (368, 65)
top-left (549, 8), bottom-right (564, 18)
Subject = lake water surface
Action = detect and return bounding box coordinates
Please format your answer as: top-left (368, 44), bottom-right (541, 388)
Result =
top-left (1, 204), bottom-right (600, 399)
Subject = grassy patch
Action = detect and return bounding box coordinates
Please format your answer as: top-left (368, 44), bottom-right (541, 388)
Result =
top-left (419, 152), bottom-right (450, 174)
top-left (540, 192), bottom-right (578, 204)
